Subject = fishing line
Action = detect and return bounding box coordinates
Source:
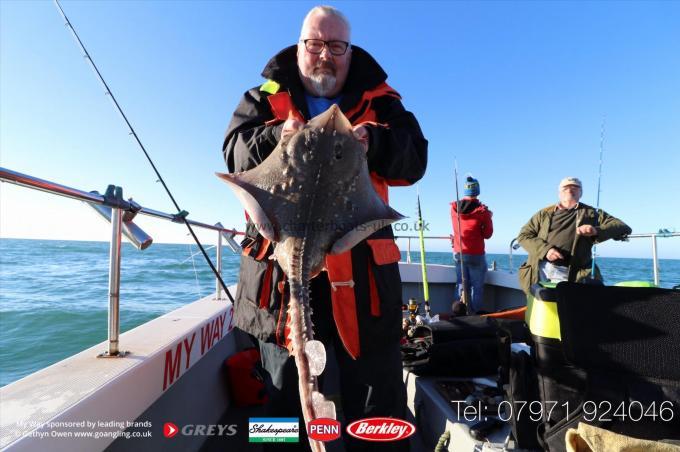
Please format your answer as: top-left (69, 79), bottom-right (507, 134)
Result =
top-left (188, 243), bottom-right (203, 299)
top-left (591, 117), bottom-right (605, 275)
top-left (181, 246), bottom-right (216, 264)
top-left (53, 0), bottom-right (234, 302)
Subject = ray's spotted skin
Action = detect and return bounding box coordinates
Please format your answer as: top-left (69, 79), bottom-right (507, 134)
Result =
top-left (218, 105), bottom-right (403, 451)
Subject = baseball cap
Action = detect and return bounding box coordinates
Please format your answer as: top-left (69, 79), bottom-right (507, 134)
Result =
top-left (559, 177), bottom-right (582, 189)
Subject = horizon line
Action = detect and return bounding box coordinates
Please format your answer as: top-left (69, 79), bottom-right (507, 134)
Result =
top-left (1, 236), bottom-right (678, 261)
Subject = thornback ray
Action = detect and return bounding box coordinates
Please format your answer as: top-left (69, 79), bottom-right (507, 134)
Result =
top-left (218, 104), bottom-right (404, 452)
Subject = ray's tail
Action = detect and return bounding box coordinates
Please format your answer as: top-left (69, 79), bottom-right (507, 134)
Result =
top-left (287, 278), bottom-right (336, 452)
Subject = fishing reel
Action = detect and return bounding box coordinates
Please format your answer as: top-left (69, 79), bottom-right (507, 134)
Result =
top-left (401, 298), bottom-right (427, 337)
top-left (408, 297), bottom-right (420, 324)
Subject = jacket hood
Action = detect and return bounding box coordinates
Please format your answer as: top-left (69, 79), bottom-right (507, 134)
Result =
top-left (451, 199), bottom-right (489, 217)
top-left (261, 45), bottom-right (388, 94)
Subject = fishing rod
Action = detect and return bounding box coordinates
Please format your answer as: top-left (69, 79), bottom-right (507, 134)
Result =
top-left (453, 160), bottom-right (469, 310)
top-left (53, 0), bottom-right (234, 303)
top-left (416, 185), bottom-right (431, 319)
top-left (591, 118), bottom-right (605, 275)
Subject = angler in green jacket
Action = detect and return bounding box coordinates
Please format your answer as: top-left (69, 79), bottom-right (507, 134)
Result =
top-left (517, 177), bottom-right (631, 294)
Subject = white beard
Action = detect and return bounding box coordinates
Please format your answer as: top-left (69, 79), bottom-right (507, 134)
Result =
top-left (309, 73), bottom-right (337, 97)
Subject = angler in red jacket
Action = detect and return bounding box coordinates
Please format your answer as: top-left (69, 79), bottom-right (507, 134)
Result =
top-left (222, 6), bottom-right (427, 451)
top-left (450, 176), bottom-right (493, 313)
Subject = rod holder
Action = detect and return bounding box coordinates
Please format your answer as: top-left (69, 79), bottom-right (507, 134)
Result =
top-left (88, 190), bottom-right (153, 250)
top-left (214, 222), bottom-right (242, 300)
top-left (221, 230), bottom-right (242, 253)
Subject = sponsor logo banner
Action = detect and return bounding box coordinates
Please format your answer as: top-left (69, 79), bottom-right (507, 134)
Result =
top-left (249, 418), bottom-right (299, 443)
top-left (346, 417), bottom-right (415, 442)
top-left (307, 418), bottom-right (341, 442)
top-left (163, 422), bottom-right (237, 438)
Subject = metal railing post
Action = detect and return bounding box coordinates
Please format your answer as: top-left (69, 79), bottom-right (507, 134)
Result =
top-left (106, 206), bottom-right (123, 356)
top-left (509, 241), bottom-right (515, 273)
top-left (652, 234), bottom-right (660, 286)
top-left (508, 238), bottom-right (518, 273)
top-left (406, 238), bottom-right (412, 263)
top-left (216, 230), bottom-right (223, 299)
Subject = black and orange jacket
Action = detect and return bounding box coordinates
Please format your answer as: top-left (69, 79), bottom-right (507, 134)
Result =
top-left (222, 45), bottom-right (427, 358)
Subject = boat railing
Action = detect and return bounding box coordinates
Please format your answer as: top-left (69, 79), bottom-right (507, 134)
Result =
top-left (395, 235), bottom-right (452, 264)
top-left (0, 166), bottom-right (244, 357)
top-left (395, 231), bottom-right (678, 287)
top-left (507, 232), bottom-right (679, 286)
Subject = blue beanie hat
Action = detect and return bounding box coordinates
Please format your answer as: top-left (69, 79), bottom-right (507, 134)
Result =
top-left (463, 176), bottom-right (480, 197)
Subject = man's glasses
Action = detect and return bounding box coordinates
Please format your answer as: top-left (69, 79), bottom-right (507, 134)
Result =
top-left (301, 39), bottom-right (350, 56)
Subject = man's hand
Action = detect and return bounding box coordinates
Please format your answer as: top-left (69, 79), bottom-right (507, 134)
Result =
top-left (281, 118), bottom-right (304, 141)
top-left (576, 225), bottom-right (598, 237)
top-left (545, 247), bottom-right (564, 262)
top-left (353, 125), bottom-right (369, 152)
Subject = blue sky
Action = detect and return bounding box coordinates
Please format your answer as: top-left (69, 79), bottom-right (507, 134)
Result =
top-left (1, 0), bottom-right (678, 259)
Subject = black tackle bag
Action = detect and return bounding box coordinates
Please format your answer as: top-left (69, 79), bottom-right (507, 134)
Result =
top-left (402, 316), bottom-right (517, 377)
top-left (536, 283), bottom-right (680, 451)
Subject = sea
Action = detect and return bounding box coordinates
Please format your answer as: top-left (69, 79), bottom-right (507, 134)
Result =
top-left (1, 237), bottom-right (679, 387)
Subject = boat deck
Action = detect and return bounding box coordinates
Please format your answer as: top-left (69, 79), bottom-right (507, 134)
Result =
top-left (1, 264), bottom-right (526, 451)
top-left (0, 292), bottom-right (236, 452)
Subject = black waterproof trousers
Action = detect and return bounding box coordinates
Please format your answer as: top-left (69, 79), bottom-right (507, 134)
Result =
top-left (257, 273), bottom-right (409, 452)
